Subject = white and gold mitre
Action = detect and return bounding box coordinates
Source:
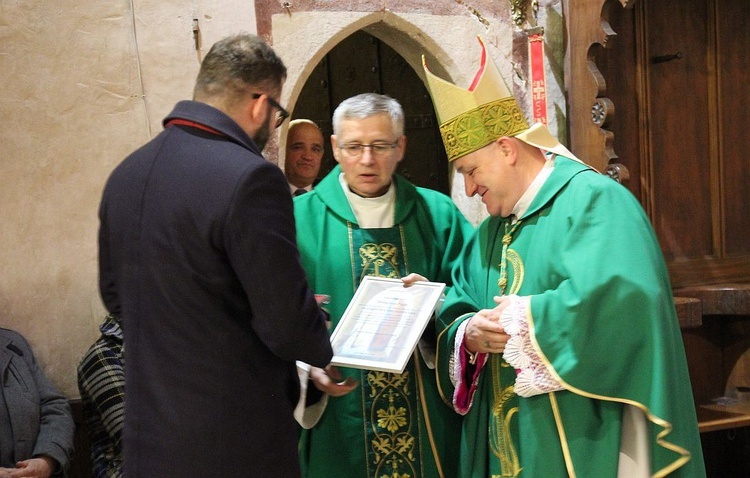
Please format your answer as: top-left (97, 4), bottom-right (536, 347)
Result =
top-left (423, 36), bottom-right (577, 163)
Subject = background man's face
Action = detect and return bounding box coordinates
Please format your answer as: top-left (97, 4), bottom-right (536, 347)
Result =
top-left (284, 123), bottom-right (324, 188)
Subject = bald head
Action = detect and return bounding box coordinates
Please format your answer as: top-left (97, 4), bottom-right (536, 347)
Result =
top-left (284, 119), bottom-right (324, 189)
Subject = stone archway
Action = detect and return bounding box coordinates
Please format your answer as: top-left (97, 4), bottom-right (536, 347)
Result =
top-left (267, 8), bottom-right (514, 223)
top-left (289, 29), bottom-right (449, 194)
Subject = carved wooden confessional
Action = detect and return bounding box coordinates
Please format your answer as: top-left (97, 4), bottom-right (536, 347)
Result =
top-left (564, 1), bottom-right (750, 473)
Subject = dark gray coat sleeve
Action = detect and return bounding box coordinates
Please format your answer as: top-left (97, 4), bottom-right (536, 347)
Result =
top-left (1, 329), bottom-right (74, 475)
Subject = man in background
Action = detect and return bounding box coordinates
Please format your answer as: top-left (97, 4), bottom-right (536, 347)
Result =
top-left (284, 119), bottom-right (324, 196)
top-left (294, 92), bottom-right (472, 478)
top-left (97, 33), bottom-right (333, 477)
top-left (423, 36), bottom-right (705, 477)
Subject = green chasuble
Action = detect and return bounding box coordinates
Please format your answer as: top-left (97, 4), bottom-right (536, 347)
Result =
top-left (295, 166), bottom-right (473, 478)
top-left (437, 156), bottom-right (705, 477)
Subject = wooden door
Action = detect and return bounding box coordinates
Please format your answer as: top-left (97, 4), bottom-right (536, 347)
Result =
top-left (290, 30), bottom-right (449, 194)
top-left (647, 0), bottom-right (750, 284)
top-left (568, 2), bottom-right (750, 474)
top-left (581, 0), bottom-right (750, 287)
top-left (646, 0), bottom-right (716, 263)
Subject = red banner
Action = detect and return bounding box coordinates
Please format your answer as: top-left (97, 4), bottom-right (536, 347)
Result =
top-left (528, 32), bottom-right (547, 125)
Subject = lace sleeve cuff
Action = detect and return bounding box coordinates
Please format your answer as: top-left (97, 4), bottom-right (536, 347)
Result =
top-left (499, 296), bottom-right (564, 398)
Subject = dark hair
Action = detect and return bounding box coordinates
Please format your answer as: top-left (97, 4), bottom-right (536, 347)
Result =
top-left (193, 33), bottom-right (287, 106)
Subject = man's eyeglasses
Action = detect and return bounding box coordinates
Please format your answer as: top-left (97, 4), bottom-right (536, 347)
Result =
top-left (252, 93), bottom-right (289, 128)
top-left (338, 141), bottom-right (399, 158)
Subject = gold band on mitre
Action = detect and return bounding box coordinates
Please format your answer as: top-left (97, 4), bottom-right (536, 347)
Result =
top-left (423, 36), bottom-right (584, 165)
top-left (437, 96), bottom-right (529, 163)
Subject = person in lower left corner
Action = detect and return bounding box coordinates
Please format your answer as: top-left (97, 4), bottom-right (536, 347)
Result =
top-left (0, 327), bottom-right (74, 478)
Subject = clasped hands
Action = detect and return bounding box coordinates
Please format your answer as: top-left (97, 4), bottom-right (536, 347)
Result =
top-left (464, 295), bottom-right (512, 355)
top-left (0, 456), bottom-right (57, 478)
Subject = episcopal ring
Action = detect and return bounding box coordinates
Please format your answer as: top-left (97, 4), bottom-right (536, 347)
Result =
top-left (484, 340), bottom-right (491, 348)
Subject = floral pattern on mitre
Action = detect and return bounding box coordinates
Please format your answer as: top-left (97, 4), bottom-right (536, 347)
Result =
top-left (500, 295), bottom-right (564, 397)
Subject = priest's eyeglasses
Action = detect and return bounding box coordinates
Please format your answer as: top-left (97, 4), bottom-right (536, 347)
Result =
top-left (338, 141), bottom-right (399, 158)
top-left (252, 93), bottom-right (289, 128)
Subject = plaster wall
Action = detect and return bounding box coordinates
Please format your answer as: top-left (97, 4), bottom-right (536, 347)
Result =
top-left (0, 0), bottom-right (256, 397)
top-left (0, 0), bottom-right (565, 397)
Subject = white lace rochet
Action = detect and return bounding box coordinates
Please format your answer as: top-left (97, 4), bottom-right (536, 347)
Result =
top-left (500, 296), bottom-right (564, 397)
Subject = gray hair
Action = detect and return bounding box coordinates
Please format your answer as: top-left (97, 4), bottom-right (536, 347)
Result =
top-left (332, 93), bottom-right (404, 137)
top-left (193, 33), bottom-right (286, 108)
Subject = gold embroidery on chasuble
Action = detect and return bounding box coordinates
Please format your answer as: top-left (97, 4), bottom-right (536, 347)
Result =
top-left (348, 224), bottom-right (421, 478)
top-left (504, 250), bottom-right (523, 295)
top-left (497, 221), bottom-right (523, 296)
top-left (490, 357), bottom-right (522, 477)
top-left (359, 242), bottom-right (401, 281)
top-left (491, 221), bottom-right (524, 477)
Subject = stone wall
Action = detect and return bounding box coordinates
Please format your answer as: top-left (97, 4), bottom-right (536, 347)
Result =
top-left (0, 0), bottom-right (565, 397)
top-left (0, 0), bottom-right (256, 397)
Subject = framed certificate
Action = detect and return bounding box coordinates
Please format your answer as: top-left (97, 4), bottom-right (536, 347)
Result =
top-left (329, 276), bottom-right (445, 374)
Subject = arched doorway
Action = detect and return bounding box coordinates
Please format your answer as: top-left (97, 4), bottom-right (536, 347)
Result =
top-left (290, 30), bottom-right (449, 195)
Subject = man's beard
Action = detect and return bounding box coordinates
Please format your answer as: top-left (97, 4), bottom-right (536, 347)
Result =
top-left (252, 113), bottom-right (272, 151)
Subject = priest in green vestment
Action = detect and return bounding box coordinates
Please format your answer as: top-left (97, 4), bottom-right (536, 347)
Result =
top-left (421, 37), bottom-right (706, 477)
top-left (293, 93), bottom-right (473, 478)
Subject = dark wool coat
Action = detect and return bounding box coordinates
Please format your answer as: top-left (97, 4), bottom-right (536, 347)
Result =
top-left (98, 101), bottom-right (333, 477)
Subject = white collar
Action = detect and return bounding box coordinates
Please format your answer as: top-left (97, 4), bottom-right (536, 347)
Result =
top-left (338, 173), bottom-right (396, 228)
top-left (510, 156), bottom-right (554, 222)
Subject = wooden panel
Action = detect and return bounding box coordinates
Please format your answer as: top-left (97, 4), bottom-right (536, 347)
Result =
top-left (718, 0), bottom-right (750, 256)
top-left (674, 296), bottom-right (703, 329)
top-left (563, 0), bottom-right (617, 173)
top-left (700, 426), bottom-right (750, 477)
top-left (682, 322), bottom-right (725, 406)
top-left (565, 0), bottom-right (750, 287)
top-left (591, 4), bottom-right (641, 197)
top-left (674, 283), bottom-right (750, 316)
top-left (668, 256), bottom-right (750, 288)
top-left (645, 0), bottom-right (714, 260)
top-left (697, 406), bottom-right (750, 433)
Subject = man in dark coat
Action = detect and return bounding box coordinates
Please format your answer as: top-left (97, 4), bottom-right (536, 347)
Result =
top-left (97, 33), bottom-right (334, 477)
